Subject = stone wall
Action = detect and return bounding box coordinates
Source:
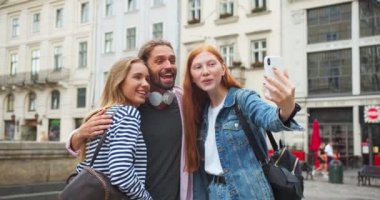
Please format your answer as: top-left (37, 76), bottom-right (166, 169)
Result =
top-left (0, 142), bottom-right (78, 185)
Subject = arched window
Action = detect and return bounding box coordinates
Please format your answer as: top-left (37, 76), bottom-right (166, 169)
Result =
top-left (6, 93), bottom-right (14, 112)
top-left (51, 90), bottom-right (60, 109)
top-left (28, 92), bottom-right (36, 111)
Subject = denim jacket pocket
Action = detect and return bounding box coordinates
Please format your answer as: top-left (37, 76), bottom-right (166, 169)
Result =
top-left (222, 120), bottom-right (249, 146)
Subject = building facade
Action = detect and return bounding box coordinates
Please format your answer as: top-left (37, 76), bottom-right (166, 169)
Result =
top-left (1, 0), bottom-right (379, 170)
top-left (0, 0), bottom-right (96, 142)
top-left (181, 0), bottom-right (380, 167)
top-left (180, 0), bottom-right (306, 146)
top-left (0, 0), bottom-right (182, 143)
top-left (93, 0), bottom-right (181, 101)
top-left (283, 0), bottom-right (380, 166)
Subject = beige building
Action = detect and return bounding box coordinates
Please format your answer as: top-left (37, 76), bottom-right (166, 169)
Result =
top-left (0, 0), bottom-right (96, 143)
top-left (181, 0), bottom-right (281, 93)
top-left (180, 0), bottom-right (306, 147)
top-left (181, 0), bottom-right (380, 167)
top-left (93, 0), bottom-right (181, 101)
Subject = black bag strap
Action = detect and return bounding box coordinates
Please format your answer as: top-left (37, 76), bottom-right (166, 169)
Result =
top-left (233, 96), bottom-right (279, 163)
top-left (88, 106), bottom-right (116, 167)
top-left (89, 133), bottom-right (108, 167)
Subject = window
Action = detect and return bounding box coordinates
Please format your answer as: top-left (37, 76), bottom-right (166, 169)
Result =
top-left (6, 94), bottom-right (14, 112)
top-left (359, 0), bottom-right (380, 37)
top-left (126, 27), bottom-right (136, 50)
top-left (104, 32), bottom-right (113, 53)
top-left (51, 90), bottom-right (60, 109)
top-left (32, 13), bottom-right (40, 33)
top-left (250, 39), bottom-right (266, 68)
top-left (307, 3), bottom-right (351, 44)
top-left (307, 49), bottom-right (352, 96)
top-left (55, 8), bottom-right (63, 28)
top-left (360, 45), bottom-right (380, 93)
top-left (48, 119), bottom-right (60, 141)
top-left (78, 42), bottom-right (87, 68)
top-left (4, 120), bottom-right (15, 140)
top-left (309, 107), bottom-right (354, 167)
top-left (81, 2), bottom-right (89, 23)
top-left (188, 0), bottom-right (201, 24)
top-left (28, 92), bottom-right (36, 111)
top-left (54, 46), bottom-right (63, 70)
top-left (152, 22), bottom-right (163, 40)
top-left (105, 0), bottom-right (113, 16)
top-left (220, 44), bottom-right (234, 67)
top-left (153, 0), bottom-right (164, 6)
top-left (126, 0), bottom-right (137, 12)
top-left (11, 18), bottom-right (19, 37)
top-left (10, 53), bottom-right (18, 76)
top-left (74, 118), bottom-right (84, 128)
top-left (220, 0), bottom-right (234, 18)
top-left (103, 71), bottom-right (109, 86)
top-left (31, 49), bottom-right (40, 76)
top-left (251, 0), bottom-right (266, 13)
top-left (77, 88), bottom-right (86, 108)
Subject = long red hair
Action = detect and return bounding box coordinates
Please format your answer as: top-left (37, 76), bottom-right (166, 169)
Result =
top-left (183, 44), bottom-right (241, 172)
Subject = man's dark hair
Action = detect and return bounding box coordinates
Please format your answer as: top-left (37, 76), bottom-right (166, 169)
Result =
top-left (138, 40), bottom-right (174, 64)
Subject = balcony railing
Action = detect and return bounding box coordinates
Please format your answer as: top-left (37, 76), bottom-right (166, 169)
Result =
top-left (0, 68), bottom-right (70, 89)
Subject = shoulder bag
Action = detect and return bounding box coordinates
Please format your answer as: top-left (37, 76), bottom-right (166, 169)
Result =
top-left (234, 101), bottom-right (304, 200)
top-left (58, 132), bottom-right (129, 200)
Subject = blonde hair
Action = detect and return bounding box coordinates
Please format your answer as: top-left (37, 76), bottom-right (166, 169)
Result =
top-left (79, 57), bottom-right (147, 160)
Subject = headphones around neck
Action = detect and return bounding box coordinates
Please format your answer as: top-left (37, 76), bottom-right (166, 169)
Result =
top-left (148, 91), bottom-right (175, 107)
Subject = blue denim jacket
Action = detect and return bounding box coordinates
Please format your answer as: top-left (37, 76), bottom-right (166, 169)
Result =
top-left (193, 88), bottom-right (303, 200)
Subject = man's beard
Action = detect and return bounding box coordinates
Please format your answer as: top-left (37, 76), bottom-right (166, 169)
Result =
top-left (151, 68), bottom-right (176, 91)
top-left (151, 78), bottom-right (174, 90)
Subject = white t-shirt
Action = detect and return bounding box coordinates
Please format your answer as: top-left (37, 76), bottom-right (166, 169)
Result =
top-left (325, 143), bottom-right (333, 157)
top-left (204, 98), bottom-right (225, 175)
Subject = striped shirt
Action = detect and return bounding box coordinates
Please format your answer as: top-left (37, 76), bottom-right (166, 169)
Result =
top-left (76, 105), bottom-right (152, 200)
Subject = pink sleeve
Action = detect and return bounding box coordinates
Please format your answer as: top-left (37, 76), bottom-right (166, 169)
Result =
top-left (66, 129), bottom-right (80, 156)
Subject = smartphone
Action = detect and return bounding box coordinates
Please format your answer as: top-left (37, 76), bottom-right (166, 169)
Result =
top-left (264, 56), bottom-right (285, 79)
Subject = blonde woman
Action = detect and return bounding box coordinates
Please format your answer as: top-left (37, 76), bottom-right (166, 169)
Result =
top-left (76, 57), bottom-right (152, 200)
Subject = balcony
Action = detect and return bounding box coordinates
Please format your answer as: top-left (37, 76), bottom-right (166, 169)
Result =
top-left (0, 68), bottom-right (69, 90)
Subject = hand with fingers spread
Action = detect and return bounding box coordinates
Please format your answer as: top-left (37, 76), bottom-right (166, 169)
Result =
top-left (263, 67), bottom-right (296, 122)
top-left (70, 109), bottom-right (113, 151)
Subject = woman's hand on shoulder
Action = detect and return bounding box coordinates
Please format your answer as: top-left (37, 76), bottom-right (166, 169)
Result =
top-left (77, 109), bottom-right (113, 140)
top-left (263, 68), bottom-right (296, 121)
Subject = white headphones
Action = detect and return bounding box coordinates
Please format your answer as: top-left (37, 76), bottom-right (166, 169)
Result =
top-left (148, 91), bottom-right (175, 107)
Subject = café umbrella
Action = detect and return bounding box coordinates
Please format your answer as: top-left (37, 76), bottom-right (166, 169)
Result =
top-left (310, 119), bottom-right (321, 168)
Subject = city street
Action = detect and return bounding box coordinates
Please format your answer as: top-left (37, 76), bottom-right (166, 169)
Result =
top-left (304, 169), bottom-right (380, 200)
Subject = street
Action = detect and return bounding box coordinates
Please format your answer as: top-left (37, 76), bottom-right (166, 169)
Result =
top-left (304, 169), bottom-right (380, 200)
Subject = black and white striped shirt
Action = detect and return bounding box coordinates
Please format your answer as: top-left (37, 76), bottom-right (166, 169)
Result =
top-left (76, 105), bottom-right (152, 200)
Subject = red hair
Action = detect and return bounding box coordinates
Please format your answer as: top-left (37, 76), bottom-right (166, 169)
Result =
top-left (183, 44), bottom-right (241, 172)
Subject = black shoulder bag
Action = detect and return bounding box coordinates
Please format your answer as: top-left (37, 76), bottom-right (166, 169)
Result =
top-left (234, 102), bottom-right (304, 200)
top-left (58, 133), bottom-right (129, 200)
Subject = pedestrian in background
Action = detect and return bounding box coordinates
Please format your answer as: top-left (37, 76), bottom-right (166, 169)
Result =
top-left (325, 140), bottom-right (334, 167)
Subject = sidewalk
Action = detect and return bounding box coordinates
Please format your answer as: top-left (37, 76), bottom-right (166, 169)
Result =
top-left (304, 168), bottom-right (380, 200)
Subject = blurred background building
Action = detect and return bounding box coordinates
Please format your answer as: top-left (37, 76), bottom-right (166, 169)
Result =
top-left (0, 0), bottom-right (379, 189)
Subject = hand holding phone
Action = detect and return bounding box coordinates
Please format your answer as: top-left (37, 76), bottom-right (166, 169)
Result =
top-left (263, 56), bottom-right (297, 121)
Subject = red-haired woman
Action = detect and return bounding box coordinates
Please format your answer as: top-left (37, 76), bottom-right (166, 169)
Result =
top-left (182, 44), bottom-right (303, 199)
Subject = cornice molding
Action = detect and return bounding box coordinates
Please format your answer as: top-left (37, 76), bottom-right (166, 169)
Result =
top-left (0, 0), bottom-right (29, 9)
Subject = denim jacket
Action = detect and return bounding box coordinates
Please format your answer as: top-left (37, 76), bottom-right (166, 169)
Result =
top-left (193, 87), bottom-right (303, 200)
